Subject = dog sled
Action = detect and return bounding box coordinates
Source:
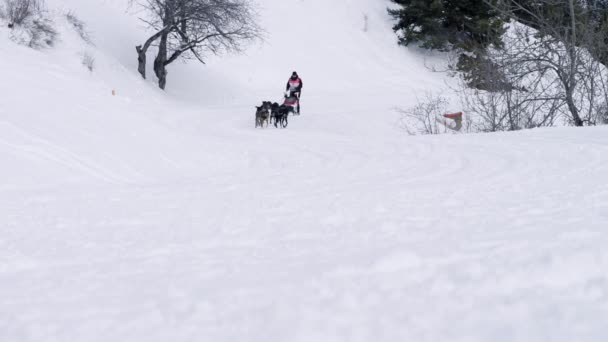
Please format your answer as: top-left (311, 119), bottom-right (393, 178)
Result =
top-left (283, 91), bottom-right (300, 115)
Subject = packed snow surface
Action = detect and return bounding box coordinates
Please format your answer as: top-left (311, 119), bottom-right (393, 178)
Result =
top-left (1, 0), bottom-right (608, 341)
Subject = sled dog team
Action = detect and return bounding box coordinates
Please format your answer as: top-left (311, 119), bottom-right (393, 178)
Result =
top-left (255, 71), bottom-right (303, 128)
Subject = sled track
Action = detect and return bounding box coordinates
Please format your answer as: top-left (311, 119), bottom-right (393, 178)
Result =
top-left (2, 106), bottom-right (608, 341)
top-left (0, 122), bottom-right (139, 186)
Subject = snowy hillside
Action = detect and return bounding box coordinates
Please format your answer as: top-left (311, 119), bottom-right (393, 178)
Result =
top-left (1, 0), bottom-right (608, 341)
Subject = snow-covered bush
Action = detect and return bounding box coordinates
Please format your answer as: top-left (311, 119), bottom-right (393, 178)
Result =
top-left (2, 0), bottom-right (57, 49)
top-left (66, 11), bottom-right (93, 45)
top-left (27, 17), bottom-right (56, 47)
top-left (2, 0), bottom-right (42, 26)
top-left (81, 51), bottom-right (95, 72)
top-left (9, 15), bottom-right (57, 48)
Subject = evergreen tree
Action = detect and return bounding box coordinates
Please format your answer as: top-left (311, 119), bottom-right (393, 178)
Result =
top-left (388, 0), bottom-right (506, 52)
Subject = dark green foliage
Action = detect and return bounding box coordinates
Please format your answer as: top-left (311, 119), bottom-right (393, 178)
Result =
top-left (388, 0), bottom-right (506, 52)
top-left (457, 54), bottom-right (513, 91)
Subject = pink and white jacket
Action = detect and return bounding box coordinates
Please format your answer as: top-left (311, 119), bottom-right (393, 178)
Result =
top-left (286, 77), bottom-right (303, 93)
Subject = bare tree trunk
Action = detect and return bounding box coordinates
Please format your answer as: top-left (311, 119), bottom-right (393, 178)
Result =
top-left (154, 31), bottom-right (169, 90)
top-left (135, 28), bottom-right (170, 80)
top-left (506, 91), bottom-right (516, 131)
top-left (136, 45), bottom-right (146, 79)
top-left (565, 86), bottom-right (584, 126)
top-left (568, 0), bottom-right (584, 126)
top-left (566, 0), bottom-right (583, 126)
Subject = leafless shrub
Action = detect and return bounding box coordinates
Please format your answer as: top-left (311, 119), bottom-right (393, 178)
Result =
top-left (594, 103), bottom-right (608, 124)
top-left (81, 51), bottom-right (95, 72)
top-left (3, 0), bottom-right (43, 26)
top-left (9, 15), bottom-right (57, 48)
top-left (66, 11), bottom-right (93, 45)
top-left (2, 0), bottom-right (56, 48)
top-left (397, 93), bottom-right (453, 135)
top-left (28, 17), bottom-right (56, 47)
top-left (482, 0), bottom-right (608, 127)
top-left (456, 45), bottom-right (563, 132)
top-left (461, 87), bottom-right (562, 132)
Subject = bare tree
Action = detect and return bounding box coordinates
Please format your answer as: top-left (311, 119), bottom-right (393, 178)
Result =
top-left (479, 0), bottom-right (608, 127)
top-left (456, 25), bottom-right (568, 131)
top-left (133, 0), bottom-right (262, 89)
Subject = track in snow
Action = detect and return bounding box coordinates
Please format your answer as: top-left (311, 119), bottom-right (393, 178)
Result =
top-left (2, 105), bottom-right (608, 341)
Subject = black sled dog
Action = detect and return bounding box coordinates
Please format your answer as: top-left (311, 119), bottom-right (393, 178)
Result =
top-left (271, 102), bottom-right (294, 128)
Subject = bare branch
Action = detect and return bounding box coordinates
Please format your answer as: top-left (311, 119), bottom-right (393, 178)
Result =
top-left (133, 0), bottom-right (263, 89)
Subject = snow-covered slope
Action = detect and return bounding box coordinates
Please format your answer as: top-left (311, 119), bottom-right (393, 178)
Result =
top-left (1, 0), bottom-right (608, 341)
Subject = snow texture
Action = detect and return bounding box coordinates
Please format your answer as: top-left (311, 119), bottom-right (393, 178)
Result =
top-left (1, 0), bottom-right (607, 341)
